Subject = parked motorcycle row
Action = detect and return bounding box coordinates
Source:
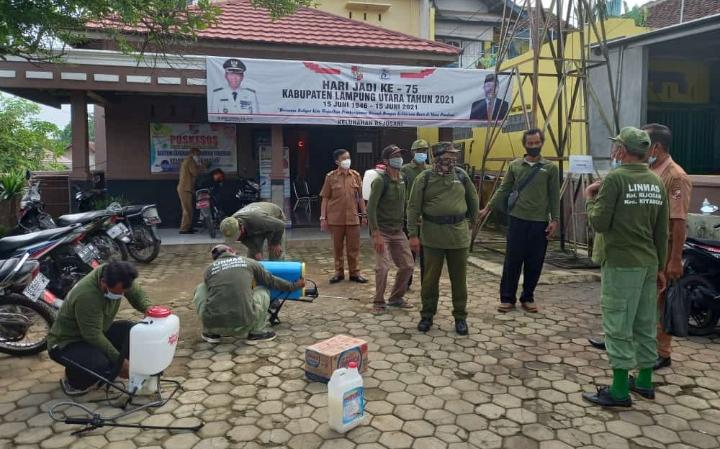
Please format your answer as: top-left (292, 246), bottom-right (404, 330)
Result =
top-left (682, 223), bottom-right (720, 336)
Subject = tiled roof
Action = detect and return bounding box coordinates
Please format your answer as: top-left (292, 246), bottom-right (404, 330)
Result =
top-left (644, 0), bottom-right (720, 28)
top-left (88, 0), bottom-right (459, 56)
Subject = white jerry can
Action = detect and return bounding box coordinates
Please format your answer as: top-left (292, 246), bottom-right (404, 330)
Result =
top-left (328, 361), bottom-right (365, 433)
top-left (128, 306), bottom-right (180, 394)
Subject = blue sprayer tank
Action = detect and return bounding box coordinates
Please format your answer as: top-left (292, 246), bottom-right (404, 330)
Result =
top-left (259, 261), bottom-right (305, 299)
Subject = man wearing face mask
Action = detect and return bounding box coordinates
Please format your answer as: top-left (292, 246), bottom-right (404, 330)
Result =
top-left (367, 145), bottom-right (415, 314)
top-left (401, 139), bottom-right (430, 286)
top-left (177, 148), bottom-right (204, 234)
top-left (47, 262), bottom-right (152, 396)
top-left (480, 129), bottom-right (560, 313)
top-left (588, 124), bottom-right (692, 370)
top-left (582, 126), bottom-right (668, 408)
top-left (320, 149), bottom-right (368, 284)
top-left (407, 142), bottom-right (479, 335)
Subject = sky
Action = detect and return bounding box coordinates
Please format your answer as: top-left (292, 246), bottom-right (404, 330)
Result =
top-left (28, 0), bottom-right (650, 127)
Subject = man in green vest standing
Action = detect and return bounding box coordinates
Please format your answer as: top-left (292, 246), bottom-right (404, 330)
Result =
top-left (583, 127), bottom-right (669, 407)
top-left (407, 142), bottom-right (479, 335)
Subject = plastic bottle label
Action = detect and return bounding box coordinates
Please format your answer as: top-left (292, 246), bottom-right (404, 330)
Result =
top-left (342, 386), bottom-right (365, 425)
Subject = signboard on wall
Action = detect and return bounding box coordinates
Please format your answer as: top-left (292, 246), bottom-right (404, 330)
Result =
top-left (149, 123), bottom-right (237, 174)
top-left (206, 57), bottom-right (513, 128)
top-left (258, 145), bottom-right (291, 220)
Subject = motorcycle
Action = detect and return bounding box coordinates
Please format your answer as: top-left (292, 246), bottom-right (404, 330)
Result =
top-left (116, 204), bottom-right (162, 263)
top-left (236, 177), bottom-right (262, 208)
top-left (0, 225), bottom-right (99, 301)
top-left (0, 254), bottom-right (57, 356)
top-left (195, 188), bottom-right (225, 239)
top-left (14, 179), bottom-right (56, 234)
top-left (682, 223), bottom-right (720, 336)
top-left (55, 206), bottom-right (131, 263)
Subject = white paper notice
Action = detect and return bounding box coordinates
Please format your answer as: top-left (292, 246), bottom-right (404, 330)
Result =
top-left (569, 155), bottom-right (594, 174)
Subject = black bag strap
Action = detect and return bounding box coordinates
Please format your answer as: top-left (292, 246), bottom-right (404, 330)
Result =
top-left (513, 163), bottom-right (543, 195)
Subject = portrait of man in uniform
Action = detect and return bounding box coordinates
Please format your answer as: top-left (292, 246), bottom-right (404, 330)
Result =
top-left (470, 73), bottom-right (509, 121)
top-left (209, 58), bottom-right (260, 115)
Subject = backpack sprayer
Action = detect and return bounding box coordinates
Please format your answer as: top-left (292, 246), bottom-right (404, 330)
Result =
top-left (259, 261), bottom-right (319, 325)
top-left (49, 306), bottom-right (204, 435)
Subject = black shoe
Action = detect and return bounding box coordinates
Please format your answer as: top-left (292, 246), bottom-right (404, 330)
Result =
top-left (179, 229), bottom-right (196, 235)
top-left (417, 318), bottom-right (433, 332)
top-left (582, 386), bottom-right (632, 407)
top-left (349, 275), bottom-right (368, 284)
top-left (588, 337), bottom-right (606, 351)
top-left (329, 275), bottom-right (344, 284)
top-left (247, 331), bottom-right (277, 343)
top-left (455, 319), bottom-right (468, 336)
top-left (654, 356), bottom-right (672, 371)
top-left (629, 376), bottom-right (656, 400)
top-left (201, 333), bottom-right (222, 344)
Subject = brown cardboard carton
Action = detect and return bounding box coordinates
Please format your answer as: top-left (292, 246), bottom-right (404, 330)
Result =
top-left (304, 335), bottom-right (368, 383)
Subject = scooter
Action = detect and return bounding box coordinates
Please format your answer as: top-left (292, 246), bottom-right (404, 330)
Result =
top-left (115, 204), bottom-right (162, 263)
top-left (236, 177), bottom-right (262, 208)
top-left (195, 188), bottom-right (225, 239)
top-left (14, 179), bottom-right (56, 234)
top-left (682, 223), bottom-right (720, 336)
top-left (0, 254), bottom-right (57, 356)
top-left (55, 206), bottom-right (131, 263)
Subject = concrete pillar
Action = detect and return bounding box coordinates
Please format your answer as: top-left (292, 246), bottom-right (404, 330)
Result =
top-left (93, 105), bottom-right (107, 175)
top-left (270, 125), bottom-right (285, 210)
top-left (69, 91), bottom-right (90, 180)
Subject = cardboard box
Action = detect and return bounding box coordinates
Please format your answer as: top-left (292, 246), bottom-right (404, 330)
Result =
top-left (304, 335), bottom-right (368, 383)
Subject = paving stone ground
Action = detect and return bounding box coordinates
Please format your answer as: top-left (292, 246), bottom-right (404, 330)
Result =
top-left (1, 244), bottom-right (720, 449)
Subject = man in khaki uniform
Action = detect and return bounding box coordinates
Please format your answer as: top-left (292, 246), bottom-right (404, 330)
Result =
top-left (320, 149), bottom-right (368, 284)
top-left (219, 201), bottom-right (286, 260)
top-left (177, 148), bottom-right (203, 234)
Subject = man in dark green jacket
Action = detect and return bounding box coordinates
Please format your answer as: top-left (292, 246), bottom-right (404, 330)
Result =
top-left (48, 261), bottom-right (152, 395)
top-left (582, 127), bottom-right (669, 408)
top-left (480, 128), bottom-right (560, 313)
top-left (407, 142), bottom-right (479, 335)
top-left (193, 244), bottom-right (304, 343)
top-left (220, 201), bottom-right (286, 260)
top-left (367, 145), bottom-right (414, 314)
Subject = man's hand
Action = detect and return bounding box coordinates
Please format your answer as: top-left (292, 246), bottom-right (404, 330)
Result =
top-left (409, 236), bottom-right (420, 255)
top-left (269, 244), bottom-right (283, 259)
top-left (294, 278), bottom-right (306, 289)
top-left (584, 180), bottom-right (602, 200)
top-left (666, 258), bottom-right (683, 281)
top-left (545, 220), bottom-right (559, 239)
top-left (118, 359), bottom-right (130, 379)
top-left (254, 252), bottom-right (263, 261)
top-left (361, 216), bottom-right (368, 226)
top-left (373, 233), bottom-right (385, 254)
top-left (657, 271), bottom-right (667, 293)
top-left (320, 219), bottom-right (328, 232)
top-left (478, 207), bottom-right (490, 221)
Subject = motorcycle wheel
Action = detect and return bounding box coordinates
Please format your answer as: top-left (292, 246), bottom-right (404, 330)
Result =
top-left (206, 214), bottom-right (217, 239)
top-left (128, 226), bottom-right (161, 263)
top-left (90, 234), bottom-right (129, 263)
top-left (683, 275), bottom-right (720, 336)
top-left (0, 293), bottom-right (55, 356)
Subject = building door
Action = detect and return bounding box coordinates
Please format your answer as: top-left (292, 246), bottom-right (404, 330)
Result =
top-left (647, 107), bottom-right (717, 174)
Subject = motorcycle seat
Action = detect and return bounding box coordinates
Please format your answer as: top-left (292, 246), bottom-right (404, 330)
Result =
top-left (56, 210), bottom-right (111, 226)
top-left (0, 226), bottom-right (77, 255)
top-left (693, 238), bottom-right (720, 248)
top-left (0, 257), bottom-right (22, 282)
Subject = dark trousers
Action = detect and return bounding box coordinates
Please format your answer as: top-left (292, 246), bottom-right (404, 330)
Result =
top-left (500, 217), bottom-right (548, 304)
top-left (49, 321), bottom-right (134, 389)
top-left (422, 247), bottom-right (468, 320)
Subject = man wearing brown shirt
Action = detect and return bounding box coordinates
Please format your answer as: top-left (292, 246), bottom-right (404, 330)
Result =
top-left (320, 149), bottom-right (368, 284)
top-left (177, 148), bottom-right (204, 234)
top-left (642, 123), bottom-right (692, 370)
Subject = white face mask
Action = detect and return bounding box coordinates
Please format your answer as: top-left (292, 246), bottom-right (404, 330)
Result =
top-left (339, 159), bottom-right (351, 170)
top-left (192, 155), bottom-right (201, 164)
top-left (104, 291), bottom-right (123, 300)
top-left (388, 157), bottom-right (404, 169)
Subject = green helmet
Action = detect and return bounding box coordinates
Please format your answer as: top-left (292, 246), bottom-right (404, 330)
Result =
top-left (411, 139), bottom-right (429, 151)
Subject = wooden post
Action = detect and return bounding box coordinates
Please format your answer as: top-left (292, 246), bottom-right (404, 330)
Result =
top-left (70, 91), bottom-right (90, 180)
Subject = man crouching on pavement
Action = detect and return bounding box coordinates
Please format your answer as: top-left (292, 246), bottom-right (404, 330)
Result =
top-left (193, 244), bottom-right (304, 344)
top-left (582, 127), bottom-right (669, 407)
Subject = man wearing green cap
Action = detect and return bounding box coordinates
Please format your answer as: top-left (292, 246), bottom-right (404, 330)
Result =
top-left (582, 127), bottom-right (669, 408)
top-left (401, 138), bottom-right (430, 286)
top-left (219, 201), bottom-right (285, 260)
top-left (407, 142), bottom-right (479, 335)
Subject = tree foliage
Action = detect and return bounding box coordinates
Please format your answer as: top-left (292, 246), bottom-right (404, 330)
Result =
top-left (0, 0), bottom-right (314, 61)
top-left (622, 2), bottom-right (648, 27)
top-left (0, 94), bottom-right (65, 172)
top-left (59, 113), bottom-right (95, 148)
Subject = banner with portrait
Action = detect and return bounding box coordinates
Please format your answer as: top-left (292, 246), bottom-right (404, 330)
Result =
top-left (206, 56), bottom-right (513, 128)
top-left (149, 123), bottom-right (237, 174)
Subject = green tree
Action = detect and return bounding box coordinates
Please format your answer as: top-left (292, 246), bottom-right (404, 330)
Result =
top-left (0, 0), bottom-right (314, 61)
top-left (0, 94), bottom-right (65, 172)
top-left (59, 113), bottom-right (95, 148)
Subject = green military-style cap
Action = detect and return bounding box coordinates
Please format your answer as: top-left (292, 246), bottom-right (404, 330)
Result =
top-left (411, 139), bottom-right (429, 151)
top-left (219, 217), bottom-right (240, 243)
top-left (609, 127), bottom-right (651, 155)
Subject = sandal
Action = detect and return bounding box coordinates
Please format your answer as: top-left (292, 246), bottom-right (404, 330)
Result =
top-left (371, 305), bottom-right (386, 315)
top-left (388, 299), bottom-right (414, 309)
top-left (521, 302), bottom-right (539, 313)
top-left (497, 303), bottom-right (516, 313)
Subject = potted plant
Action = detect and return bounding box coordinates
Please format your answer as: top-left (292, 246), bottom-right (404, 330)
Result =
top-left (0, 170), bottom-right (27, 230)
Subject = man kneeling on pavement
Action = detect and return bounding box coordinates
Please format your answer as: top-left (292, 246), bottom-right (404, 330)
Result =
top-left (48, 261), bottom-right (152, 396)
top-left (194, 244), bottom-right (304, 344)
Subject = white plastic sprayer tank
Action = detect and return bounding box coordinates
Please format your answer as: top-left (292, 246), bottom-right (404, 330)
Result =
top-left (128, 306), bottom-right (180, 394)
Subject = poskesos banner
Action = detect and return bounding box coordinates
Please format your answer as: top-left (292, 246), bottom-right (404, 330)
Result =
top-left (206, 57), bottom-right (513, 127)
top-left (149, 123), bottom-right (237, 174)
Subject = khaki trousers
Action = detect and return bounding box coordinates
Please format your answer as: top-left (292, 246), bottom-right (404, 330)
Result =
top-left (657, 289), bottom-right (672, 358)
top-left (374, 230), bottom-right (414, 304)
top-left (177, 189), bottom-right (194, 232)
top-left (329, 225), bottom-right (361, 277)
